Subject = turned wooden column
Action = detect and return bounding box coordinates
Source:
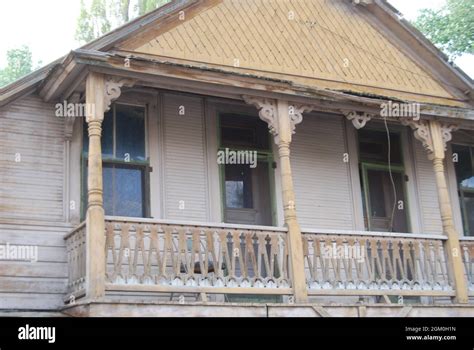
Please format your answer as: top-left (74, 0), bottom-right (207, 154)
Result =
top-left (243, 96), bottom-right (311, 303)
top-left (429, 120), bottom-right (468, 303)
top-left (85, 72), bottom-right (106, 299)
top-left (276, 100), bottom-right (308, 303)
top-left (404, 119), bottom-right (468, 303)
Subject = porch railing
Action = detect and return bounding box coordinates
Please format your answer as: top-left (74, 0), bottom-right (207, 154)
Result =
top-left (104, 217), bottom-right (292, 295)
top-left (67, 218), bottom-right (468, 300)
top-left (65, 222), bottom-right (87, 300)
top-left (302, 229), bottom-right (454, 297)
top-left (461, 238), bottom-right (474, 294)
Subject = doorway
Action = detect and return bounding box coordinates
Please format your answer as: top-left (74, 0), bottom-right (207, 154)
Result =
top-left (219, 113), bottom-right (276, 226)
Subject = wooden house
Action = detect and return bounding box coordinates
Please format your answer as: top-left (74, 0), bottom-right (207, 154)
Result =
top-left (0, 0), bottom-right (473, 317)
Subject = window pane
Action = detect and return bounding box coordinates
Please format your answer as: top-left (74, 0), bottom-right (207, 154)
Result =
top-left (102, 109), bottom-right (114, 157)
top-left (220, 114), bottom-right (269, 150)
top-left (365, 169), bottom-right (408, 232)
top-left (114, 166), bottom-right (144, 217)
top-left (102, 165), bottom-right (144, 217)
top-left (367, 170), bottom-right (386, 218)
top-left (453, 144), bottom-right (474, 236)
top-left (225, 164), bottom-right (253, 208)
top-left (116, 104), bottom-right (146, 161)
top-left (359, 129), bottom-right (402, 164)
top-left (462, 193), bottom-right (474, 236)
top-left (452, 144), bottom-right (473, 189)
top-left (103, 165), bottom-right (114, 215)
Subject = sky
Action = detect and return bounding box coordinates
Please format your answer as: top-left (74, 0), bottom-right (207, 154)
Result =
top-left (0, 0), bottom-right (472, 78)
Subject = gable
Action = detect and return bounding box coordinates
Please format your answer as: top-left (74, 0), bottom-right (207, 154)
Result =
top-left (117, 0), bottom-right (464, 106)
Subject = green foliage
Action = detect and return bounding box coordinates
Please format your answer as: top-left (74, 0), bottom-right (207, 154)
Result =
top-left (414, 0), bottom-right (474, 58)
top-left (0, 46), bottom-right (35, 87)
top-left (75, 0), bottom-right (170, 44)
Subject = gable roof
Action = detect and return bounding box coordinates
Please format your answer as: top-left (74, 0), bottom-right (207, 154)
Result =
top-left (1, 0), bottom-right (473, 110)
top-left (118, 0), bottom-right (467, 105)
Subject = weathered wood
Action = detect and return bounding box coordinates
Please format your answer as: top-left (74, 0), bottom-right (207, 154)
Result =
top-left (302, 233), bottom-right (453, 295)
top-left (84, 72), bottom-right (107, 300)
top-left (65, 223), bottom-right (87, 299)
top-left (428, 120), bottom-right (469, 303)
top-left (106, 284), bottom-right (291, 295)
top-left (104, 220), bottom-right (291, 292)
top-left (460, 239), bottom-right (474, 293)
top-left (242, 97), bottom-right (309, 302)
top-left (0, 95), bottom-right (65, 223)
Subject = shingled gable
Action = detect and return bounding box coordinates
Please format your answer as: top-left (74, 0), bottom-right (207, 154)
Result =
top-left (1, 0), bottom-right (473, 110)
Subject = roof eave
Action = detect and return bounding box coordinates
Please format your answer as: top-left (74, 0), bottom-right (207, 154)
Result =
top-left (369, 0), bottom-right (474, 101)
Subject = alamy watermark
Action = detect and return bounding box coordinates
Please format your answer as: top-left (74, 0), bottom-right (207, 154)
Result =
top-left (217, 148), bottom-right (258, 168)
top-left (0, 243), bottom-right (38, 262)
top-left (380, 101), bottom-right (420, 120)
top-left (321, 243), bottom-right (365, 263)
top-left (55, 101), bottom-right (95, 118)
top-left (18, 324), bottom-right (55, 343)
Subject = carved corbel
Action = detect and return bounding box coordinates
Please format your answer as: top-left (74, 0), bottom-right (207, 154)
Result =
top-left (104, 76), bottom-right (136, 113)
top-left (63, 92), bottom-right (81, 141)
top-left (440, 123), bottom-right (458, 146)
top-left (243, 96), bottom-right (314, 142)
top-left (289, 104), bottom-right (313, 135)
top-left (344, 111), bottom-right (373, 129)
top-left (242, 95), bottom-right (278, 136)
top-left (401, 119), bottom-right (458, 160)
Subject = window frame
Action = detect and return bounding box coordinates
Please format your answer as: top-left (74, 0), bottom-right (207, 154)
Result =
top-left (357, 128), bottom-right (411, 233)
top-left (216, 111), bottom-right (277, 226)
top-left (81, 102), bottom-right (151, 219)
top-left (452, 142), bottom-right (474, 236)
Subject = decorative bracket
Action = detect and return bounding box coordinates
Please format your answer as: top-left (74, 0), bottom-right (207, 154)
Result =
top-left (64, 92), bottom-right (81, 141)
top-left (104, 76), bottom-right (136, 113)
top-left (344, 111), bottom-right (374, 129)
top-left (289, 104), bottom-right (313, 135)
top-left (243, 95), bottom-right (314, 142)
top-left (242, 96), bottom-right (278, 136)
top-left (401, 119), bottom-right (458, 160)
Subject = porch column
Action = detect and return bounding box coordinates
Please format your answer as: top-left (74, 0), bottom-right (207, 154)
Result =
top-left (85, 72), bottom-right (107, 299)
top-left (243, 96), bottom-right (311, 303)
top-left (84, 73), bottom-right (134, 300)
top-left (404, 119), bottom-right (468, 303)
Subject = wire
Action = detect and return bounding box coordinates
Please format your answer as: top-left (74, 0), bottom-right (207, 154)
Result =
top-left (312, 21), bottom-right (466, 92)
top-left (383, 116), bottom-right (397, 232)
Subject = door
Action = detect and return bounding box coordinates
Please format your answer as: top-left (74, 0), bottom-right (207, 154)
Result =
top-left (223, 160), bottom-right (273, 226)
top-left (361, 164), bottom-right (409, 232)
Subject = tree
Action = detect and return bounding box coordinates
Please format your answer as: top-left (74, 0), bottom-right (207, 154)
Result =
top-left (76, 0), bottom-right (170, 43)
top-left (0, 46), bottom-right (36, 87)
top-left (414, 0), bottom-right (474, 58)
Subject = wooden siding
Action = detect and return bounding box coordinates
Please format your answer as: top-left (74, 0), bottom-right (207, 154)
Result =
top-left (0, 222), bottom-right (70, 310)
top-left (292, 114), bottom-right (354, 229)
top-left (0, 94), bottom-right (65, 223)
top-left (413, 141), bottom-right (443, 234)
top-left (161, 93), bottom-right (209, 221)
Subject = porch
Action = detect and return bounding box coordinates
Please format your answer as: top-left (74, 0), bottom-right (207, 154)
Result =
top-left (62, 68), bottom-right (474, 314)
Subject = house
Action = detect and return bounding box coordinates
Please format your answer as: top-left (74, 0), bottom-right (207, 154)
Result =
top-left (0, 0), bottom-right (473, 317)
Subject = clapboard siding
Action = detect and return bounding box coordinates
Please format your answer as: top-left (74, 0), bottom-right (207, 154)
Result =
top-left (162, 93), bottom-right (209, 221)
top-left (0, 94), bottom-right (65, 222)
top-left (413, 141), bottom-right (443, 234)
top-left (292, 114), bottom-right (354, 229)
top-left (0, 223), bottom-right (70, 310)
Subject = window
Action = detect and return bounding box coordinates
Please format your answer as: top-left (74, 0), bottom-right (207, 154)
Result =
top-left (219, 113), bottom-right (274, 226)
top-left (452, 144), bottom-right (474, 236)
top-left (358, 129), bottom-right (409, 232)
top-left (220, 113), bottom-right (270, 150)
top-left (82, 104), bottom-right (150, 218)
